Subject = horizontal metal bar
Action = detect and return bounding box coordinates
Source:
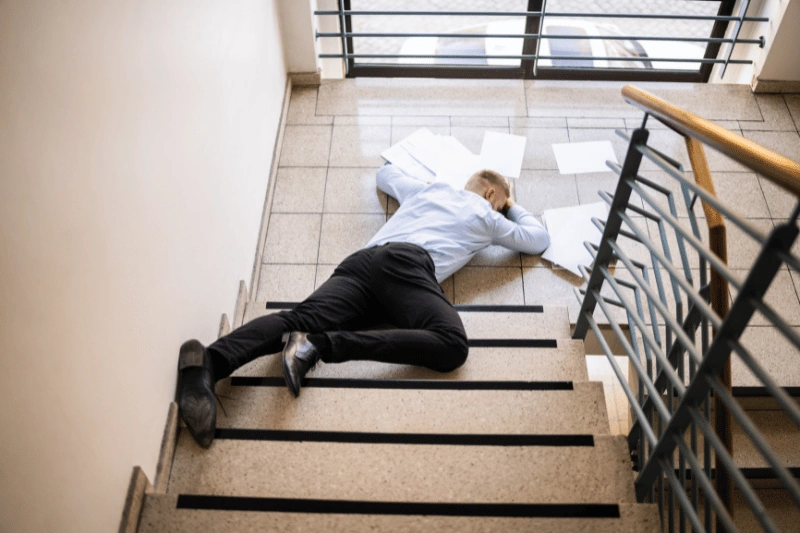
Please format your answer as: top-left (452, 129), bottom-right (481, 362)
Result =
top-left (319, 53), bottom-right (753, 64)
top-left (660, 457), bottom-right (708, 533)
top-left (627, 180), bottom-right (743, 292)
top-left (314, 10), bottom-right (769, 22)
top-left (727, 335), bottom-right (800, 432)
top-left (706, 374), bottom-right (800, 507)
top-left (614, 208), bottom-right (724, 332)
top-left (592, 265), bottom-right (687, 396)
top-left (687, 408), bottom-right (781, 533)
top-left (674, 436), bottom-right (739, 533)
top-left (634, 143), bottom-right (767, 244)
top-left (316, 32), bottom-right (763, 45)
top-left (577, 301), bottom-right (658, 446)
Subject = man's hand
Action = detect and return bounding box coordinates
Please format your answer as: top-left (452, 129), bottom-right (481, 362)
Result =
top-left (502, 197), bottom-right (516, 217)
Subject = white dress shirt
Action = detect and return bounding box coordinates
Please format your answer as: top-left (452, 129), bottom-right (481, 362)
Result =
top-left (366, 164), bottom-right (551, 282)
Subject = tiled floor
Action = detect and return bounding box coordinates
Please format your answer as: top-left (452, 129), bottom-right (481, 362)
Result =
top-left (257, 79), bottom-right (800, 431)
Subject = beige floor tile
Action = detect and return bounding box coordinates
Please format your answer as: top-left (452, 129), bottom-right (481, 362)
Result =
top-left (450, 116), bottom-right (509, 127)
top-left (515, 171), bottom-right (578, 216)
top-left (712, 172), bottom-right (770, 218)
top-left (731, 269), bottom-right (800, 326)
top-left (323, 168), bottom-right (387, 214)
top-left (328, 125), bottom-right (391, 167)
top-left (390, 125), bottom-right (450, 147)
top-left (256, 264), bottom-right (317, 303)
top-left (510, 117), bottom-right (567, 128)
top-left (271, 167), bottom-right (327, 213)
top-left (317, 213), bottom-right (386, 264)
top-left (449, 126), bottom-right (509, 155)
top-left (526, 80), bottom-right (639, 118)
top-left (454, 267), bottom-right (524, 305)
top-left (333, 116), bottom-right (391, 126)
top-left (759, 176), bottom-right (798, 219)
top-left (317, 78), bottom-right (527, 116)
top-left (522, 267), bottom-right (583, 320)
top-left (567, 127), bottom-right (631, 168)
top-left (314, 264), bottom-right (337, 290)
top-left (511, 127), bottom-right (569, 169)
top-left (785, 94), bottom-right (800, 130)
top-left (391, 116), bottom-right (450, 127)
top-left (735, 326), bottom-right (800, 387)
top-left (262, 213), bottom-right (321, 264)
top-left (637, 82), bottom-right (761, 121)
top-left (467, 245), bottom-right (521, 268)
top-left (278, 125), bottom-right (332, 167)
top-left (387, 195), bottom-right (400, 214)
top-left (567, 117), bottom-right (626, 129)
top-left (742, 131), bottom-right (800, 161)
top-left (286, 87), bottom-right (332, 125)
top-left (637, 128), bottom-right (690, 172)
top-left (739, 94), bottom-right (797, 132)
top-left (576, 172), bottom-right (644, 209)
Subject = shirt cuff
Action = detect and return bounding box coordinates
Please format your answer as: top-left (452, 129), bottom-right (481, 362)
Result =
top-left (506, 204), bottom-right (528, 221)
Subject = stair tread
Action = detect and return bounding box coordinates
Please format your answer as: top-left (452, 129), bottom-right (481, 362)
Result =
top-left (229, 342), bottom-right (588, 382)
top-left (167, 435), bottom-right (635, 503)
top-left (242, 303), bottom-right (572, 339)
top-left (210, 381), bottom-right (610, 435)
top-left (138, 493), bottom-right (660, 533)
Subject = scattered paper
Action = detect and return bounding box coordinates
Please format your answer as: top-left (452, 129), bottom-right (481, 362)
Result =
top-left (552, 140), bottom-right (619, 174)
top-left (382, 128), bottom-right (525, 190)
top-left (542, 202), bottom-right (609, 277)
top-left (479, 131), bottom-right (527, 179)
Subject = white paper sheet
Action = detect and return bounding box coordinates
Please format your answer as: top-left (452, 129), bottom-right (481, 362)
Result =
top-left (551, 140), bottom-right (619, 174)
top-left (541, 202), bottom-right (609, 276)
top-left (479, 131), bottom-right (527, 179)
top-left (381, 143), bottom-right (435, 182)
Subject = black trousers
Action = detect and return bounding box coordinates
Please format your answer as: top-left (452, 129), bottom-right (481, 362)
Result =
top-left (208, 243), bottom-right (469, 379)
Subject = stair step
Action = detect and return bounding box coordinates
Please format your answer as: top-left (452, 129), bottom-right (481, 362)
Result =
top-left (672, 410), bottom-right (800, 480)
top-left (211, 381), bottom-right (610, 435)
top-left (138, 493), bottom-right (660, 533)
top-left (242, 303), bottom-right (571, 339)
top-left (228, 341), bottom-right (589, 382)
top-left (167, 434), bottom-right (635, 503)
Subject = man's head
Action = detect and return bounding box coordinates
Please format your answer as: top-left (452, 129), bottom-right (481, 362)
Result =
top-left (464, 169), bottom-right (510, 212)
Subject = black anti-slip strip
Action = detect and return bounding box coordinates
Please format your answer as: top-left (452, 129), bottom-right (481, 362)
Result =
top-left (229, 376), bottom-right (573, 391)
top-left (469, 339), bottom-right (558, 348)
top-left (265, 302), bottom-right (544, 313)
top-left (176, 495), bottom-right (620, 518)
top-left (213, 429), bottom-right (594, 447)
top-left (733, 386), bottom-right (800, 397)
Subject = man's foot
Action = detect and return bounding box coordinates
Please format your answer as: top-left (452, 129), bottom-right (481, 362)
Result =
top-left (177, 339), bottom-right (216, 447)
top-left (281, 332), bottom-right (320, 398)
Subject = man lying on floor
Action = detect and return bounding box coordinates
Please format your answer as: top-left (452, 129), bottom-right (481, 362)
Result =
top-left (177, 165), bottom-right (551, 447)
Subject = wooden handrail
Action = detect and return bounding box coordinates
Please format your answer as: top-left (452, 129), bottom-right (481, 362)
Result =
top-left (622, 85), bottom-right (800, 198)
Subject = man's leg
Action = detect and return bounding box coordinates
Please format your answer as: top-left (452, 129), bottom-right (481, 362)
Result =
top-left (321, 244), bottom-right (468, 372)
top-left (207, 268), bottom-right (376, 379)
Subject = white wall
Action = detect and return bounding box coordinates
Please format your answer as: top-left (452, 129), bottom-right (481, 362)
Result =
top-left (278, 0), bottom-right (319, 72)
top-left (0, 1), bottom-right (287, 532)
top-left (756, 0), bottom-right (800, 82)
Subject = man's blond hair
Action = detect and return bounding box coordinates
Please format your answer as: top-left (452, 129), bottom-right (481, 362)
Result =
top-left (472, 169), bottom-right (510, 197)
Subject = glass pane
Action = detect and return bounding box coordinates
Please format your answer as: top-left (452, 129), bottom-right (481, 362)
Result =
top-left (539, 1), bottom-right (720, 71)
top-left (349, 0), bottom-right (528, 67)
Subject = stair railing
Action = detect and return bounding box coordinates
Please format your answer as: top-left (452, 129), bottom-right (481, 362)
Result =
top-left (573, 85), bottom-right (800, 533)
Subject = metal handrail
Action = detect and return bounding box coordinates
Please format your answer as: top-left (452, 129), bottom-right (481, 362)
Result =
top-left (574, 87), bottom-right (800, 532)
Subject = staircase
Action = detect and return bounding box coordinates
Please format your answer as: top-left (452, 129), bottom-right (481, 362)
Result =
top-left (136, 302), bottom-right (660, 532)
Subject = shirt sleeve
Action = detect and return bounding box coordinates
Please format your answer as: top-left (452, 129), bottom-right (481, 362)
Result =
top-left (376, 164), bottom-right (426, 204)
top-left (491, 205), bottom-right (551, 255)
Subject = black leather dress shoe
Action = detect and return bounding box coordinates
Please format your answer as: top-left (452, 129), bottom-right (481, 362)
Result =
top-left (281, 332), bottom-right (320, 398)
top-left (177, 339), bottom-right (216, 447)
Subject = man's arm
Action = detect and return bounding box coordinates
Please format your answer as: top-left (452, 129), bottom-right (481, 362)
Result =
top-left (376, 163), bottom-right (426, 204)
top-left (492, 199), bottom-right (551, 255)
